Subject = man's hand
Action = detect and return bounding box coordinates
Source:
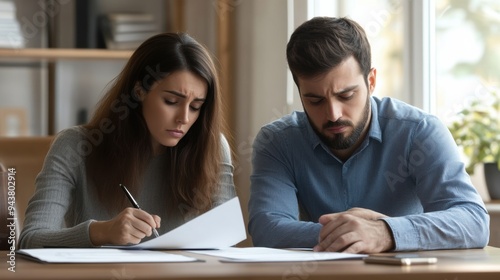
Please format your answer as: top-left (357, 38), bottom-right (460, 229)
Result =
top-left (313, 208), bottom-right (394, 254)
top-left (89, 208), bottom-right (161, 246)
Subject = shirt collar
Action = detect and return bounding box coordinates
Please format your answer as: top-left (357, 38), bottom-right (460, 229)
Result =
top-left (368, 97), bottom-right (383, 143)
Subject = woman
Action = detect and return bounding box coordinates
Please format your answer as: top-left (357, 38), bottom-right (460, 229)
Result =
top-left (19, 33), bottom-right (236, 248)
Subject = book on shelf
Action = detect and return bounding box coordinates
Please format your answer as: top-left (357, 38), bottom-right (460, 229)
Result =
top-left (99, 13), bottom-right (159, 50)
top-left (75, 0), bottom-right (98, 48)
top-left (0, 0), bottom-right (24, 48)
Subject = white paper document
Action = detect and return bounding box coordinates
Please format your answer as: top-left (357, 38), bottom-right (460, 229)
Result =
top-left (124, 197), bottom-right (247, 249)
top-left (189, 247), bottom-right (367, 262)
top-left (17, 248), bottom-right (198, 263)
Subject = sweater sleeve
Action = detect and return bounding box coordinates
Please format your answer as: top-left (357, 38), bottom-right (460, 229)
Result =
top-left (19, 127), bottom-right (96, 248)
top-left (212, 134), bottom-right (237, 207)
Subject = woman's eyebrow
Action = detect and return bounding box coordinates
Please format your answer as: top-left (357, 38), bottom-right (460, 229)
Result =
top-left (164, 90), bottom-right (206, 102)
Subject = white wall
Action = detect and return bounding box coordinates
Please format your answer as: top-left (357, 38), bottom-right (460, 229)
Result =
top-left (183, 0), bottom-right (217, 52)
top-left (233, 0), bottom-right (291, 245)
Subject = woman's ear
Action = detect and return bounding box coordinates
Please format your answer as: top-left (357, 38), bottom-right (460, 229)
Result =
top-left (134, 82), bottom-right (146, 101)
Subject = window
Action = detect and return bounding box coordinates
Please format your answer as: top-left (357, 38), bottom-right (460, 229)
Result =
top-left (435, 0), bottom-right (500, 123)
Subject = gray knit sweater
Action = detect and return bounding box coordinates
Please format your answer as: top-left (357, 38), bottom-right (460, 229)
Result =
top-left (19, 126), bottom-right (236, 248)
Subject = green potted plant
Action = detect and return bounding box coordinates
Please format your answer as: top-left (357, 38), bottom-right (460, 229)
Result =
top-left (448, 87), bottom-right (500, 199)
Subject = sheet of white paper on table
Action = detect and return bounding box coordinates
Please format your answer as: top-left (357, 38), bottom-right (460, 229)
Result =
top-left (125, 197), bottom-right (247, 249)
top-left (189, 247), bottom-right (367, 262)
top-left (17, 248), bottom-right (198, 263)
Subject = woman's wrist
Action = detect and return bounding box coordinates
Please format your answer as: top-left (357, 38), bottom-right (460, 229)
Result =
top-left (89, 220), bottom-right (107, 246)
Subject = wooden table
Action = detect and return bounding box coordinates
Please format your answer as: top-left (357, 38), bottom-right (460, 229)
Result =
top-left (1, 247), bottom-right (500, 280)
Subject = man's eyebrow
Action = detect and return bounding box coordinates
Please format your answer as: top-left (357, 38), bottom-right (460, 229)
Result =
top-left (334, 85), bottom-right (359, 95)
top-left (301, 92), bottom-right (323, 98)
top-left (302, 85), bottom-right (359, 98)
top-left (164, 90), bottom-right (206, 102)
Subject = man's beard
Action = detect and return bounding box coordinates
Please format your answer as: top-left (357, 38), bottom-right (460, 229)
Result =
top-left (312, 95), bottom-right (371, 150)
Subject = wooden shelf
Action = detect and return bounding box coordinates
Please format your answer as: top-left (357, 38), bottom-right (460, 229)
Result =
top-left (0, 48), bottom-right (133, 61)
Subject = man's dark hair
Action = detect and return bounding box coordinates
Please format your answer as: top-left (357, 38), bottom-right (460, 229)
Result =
top-left (286, 17), bottom-right (372, 86)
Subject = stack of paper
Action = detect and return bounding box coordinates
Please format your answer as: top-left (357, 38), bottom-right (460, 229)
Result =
top-left (18, 248), bottom-right (197, 263)
top-left (100, 13), bottom-right (159, 50)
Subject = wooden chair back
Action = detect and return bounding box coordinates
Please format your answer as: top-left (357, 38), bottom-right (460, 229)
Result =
top-left (0, 136), bottom-right (53, 249)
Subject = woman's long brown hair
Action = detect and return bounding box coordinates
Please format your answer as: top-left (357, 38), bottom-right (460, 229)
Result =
top-left (83, 33), bottom-right (225, 216)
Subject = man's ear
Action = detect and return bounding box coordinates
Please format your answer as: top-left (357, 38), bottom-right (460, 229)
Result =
top-left (134, 82), bottom-right (146, 101)
top-left (368, 68), bottom-right (377, 95)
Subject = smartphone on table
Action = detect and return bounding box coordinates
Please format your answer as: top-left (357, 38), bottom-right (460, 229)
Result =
top-left (363, 254), bottom-right (438, 265)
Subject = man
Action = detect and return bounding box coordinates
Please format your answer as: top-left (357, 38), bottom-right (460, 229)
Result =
top-left (248, 17), bottom-right (489, 253)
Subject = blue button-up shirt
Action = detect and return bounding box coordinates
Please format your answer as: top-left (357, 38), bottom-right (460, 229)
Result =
top-left (249, 96), bottom-right (489, 251)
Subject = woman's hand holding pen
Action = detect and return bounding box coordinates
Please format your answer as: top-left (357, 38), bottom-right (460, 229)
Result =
top-left (89, 208), bottom-right (161, 246)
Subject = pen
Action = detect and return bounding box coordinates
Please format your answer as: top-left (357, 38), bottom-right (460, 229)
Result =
top-left (119, 183), bottom-right (160, 238)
